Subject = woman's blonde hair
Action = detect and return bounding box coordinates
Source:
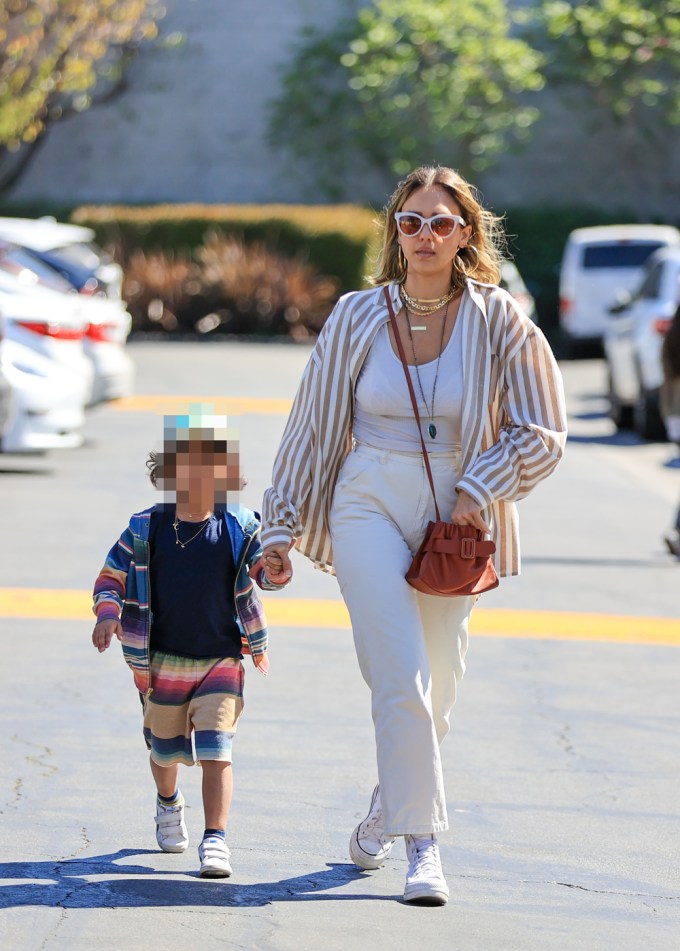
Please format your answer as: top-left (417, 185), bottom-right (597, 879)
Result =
top-left (371, 165), bottom-right (506, 289)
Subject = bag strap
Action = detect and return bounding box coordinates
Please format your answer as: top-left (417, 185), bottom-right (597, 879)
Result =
top-left (383, 285), bottom-right (441, 522)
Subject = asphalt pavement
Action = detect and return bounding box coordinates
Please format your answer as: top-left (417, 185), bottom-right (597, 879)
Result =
top-left (0, 343), bottom-right (678, 951)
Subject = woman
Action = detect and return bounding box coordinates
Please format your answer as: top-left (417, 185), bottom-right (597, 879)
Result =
top-left (260, 166), bottom-right (567, 906)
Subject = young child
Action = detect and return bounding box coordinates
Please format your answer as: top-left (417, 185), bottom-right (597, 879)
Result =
top-left (92, 409), bottom-right (286, 877)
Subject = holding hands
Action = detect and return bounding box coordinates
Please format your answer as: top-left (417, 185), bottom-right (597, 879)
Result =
top-left (260, 543), bottom-right (294, 585)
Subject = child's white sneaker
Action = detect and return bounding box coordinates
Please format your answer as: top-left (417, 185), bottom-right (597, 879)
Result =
top-left (198, 835), bottom-right (232, 878)
top-left (155, 793), bottom-right (189, 853)
top-left (403, 834), bottom-right (449, 905)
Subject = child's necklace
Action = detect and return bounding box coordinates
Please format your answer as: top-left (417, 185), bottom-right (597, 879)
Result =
top-left (173, 515), bottom-right (212, 548)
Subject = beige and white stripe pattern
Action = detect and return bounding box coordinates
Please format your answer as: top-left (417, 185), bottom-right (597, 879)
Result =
top-left (262, 280), bottom-right (567, 577)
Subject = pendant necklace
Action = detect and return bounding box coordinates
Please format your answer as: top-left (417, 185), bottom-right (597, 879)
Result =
top-left (172, 513), bottom-right (212, 548)
top-left (404, 300), bottom-right (449, 439)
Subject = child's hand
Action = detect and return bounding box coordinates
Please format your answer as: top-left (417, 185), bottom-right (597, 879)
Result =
top-left (92, 618), bottom-right (123, 653)
top-left (253, 652), bottom-right (270, 676)
top-left (261, 544), bottom-right (293, 584)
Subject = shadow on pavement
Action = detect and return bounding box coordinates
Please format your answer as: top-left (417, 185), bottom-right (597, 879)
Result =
top-left (0, 850), bottom-right (391, 908)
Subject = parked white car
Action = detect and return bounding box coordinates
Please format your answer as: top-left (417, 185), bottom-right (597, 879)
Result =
top-left (500, 260), bottom-right (538, 324)
top-left (604, 247), bottom-right (680, 438)
top-left (559, 224), bottom-right (680, 347)
top-left (0, 317), bottom-right (14, 440)
top-left (0, 217), bottom-right (123, 299)
top-left (0, 336), bottom-right (88, 452)
top-left (0, 270), bottom-right (94, 402)
top-left (0, 240), bottom-right (134, 404)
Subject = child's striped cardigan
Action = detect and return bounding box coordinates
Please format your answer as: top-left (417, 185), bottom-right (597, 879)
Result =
top-left (93, 505), bottom-right (275, 695)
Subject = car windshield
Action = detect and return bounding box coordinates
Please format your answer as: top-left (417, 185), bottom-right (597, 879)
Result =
top-left (0, 243), bottom-right (74, 292)
top-left (582, 242), bottom-right (665, 269)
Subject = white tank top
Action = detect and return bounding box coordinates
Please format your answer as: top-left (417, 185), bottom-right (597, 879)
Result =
top-left (353, 317), bottom-right (464, 452)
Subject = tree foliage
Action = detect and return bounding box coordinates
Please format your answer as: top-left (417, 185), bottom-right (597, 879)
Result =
top-left (268, 0), bottom-right (545, 195)
top-left (528, 0), bottom-right (680, 123)
top-left (0, 0), bottom-right (165, 152)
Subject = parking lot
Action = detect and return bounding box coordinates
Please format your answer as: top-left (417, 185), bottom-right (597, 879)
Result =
top-left (0, 341), bottom-right (678, 951)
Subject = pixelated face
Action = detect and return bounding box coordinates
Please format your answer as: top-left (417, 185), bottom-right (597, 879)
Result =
top-left (154, 408), bottom-right (243, 506)
top-left (171, 437), bottom-right (242, 496)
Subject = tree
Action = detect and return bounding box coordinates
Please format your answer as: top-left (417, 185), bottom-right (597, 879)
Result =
top-left (0, 0), bottom-right (166, 192)
top-left (268, 0), bottom-right (545, 198)
top-left (528, 0), bottom-right (680, 123)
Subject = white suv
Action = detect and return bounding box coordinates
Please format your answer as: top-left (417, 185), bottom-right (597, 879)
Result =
top-left (559, 225), bottom-right (680, 348)
top-left (604, 247), bottom-right (680, 438)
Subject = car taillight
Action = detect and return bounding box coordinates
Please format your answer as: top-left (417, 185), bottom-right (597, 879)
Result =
top-left (559, 297), bottom-right (572, 315)
top-left (654, 318), bottom-right (672, 335)
top-left (86, 322), bottom-right (118, 342)
top-left (16, 320), bottom-right (84, 340)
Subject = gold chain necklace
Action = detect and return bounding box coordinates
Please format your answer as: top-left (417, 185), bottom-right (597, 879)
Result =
top-left (400, 285), bottom-right (456, 315)
top-left (172, 515), bottom-right (212, 548)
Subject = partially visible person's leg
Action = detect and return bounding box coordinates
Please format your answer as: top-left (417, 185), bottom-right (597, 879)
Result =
top-left (149, 758), bottom-right (179, 798)
top-left (662, 494), bottom-right (680, 557)
top-left (201, 760), bottom-right (233, 830)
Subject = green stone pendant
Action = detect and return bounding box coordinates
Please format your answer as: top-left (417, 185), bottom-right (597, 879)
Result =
top-left (428, 423), bottom-right (437, 439)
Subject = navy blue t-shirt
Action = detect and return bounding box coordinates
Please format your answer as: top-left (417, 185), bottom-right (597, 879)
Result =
top-left (148, 510), bottom-right (243, 659)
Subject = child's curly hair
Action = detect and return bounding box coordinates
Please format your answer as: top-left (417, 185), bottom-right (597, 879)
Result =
top-left (146, 449), bottom-right (167, 487)
top-left (145, 443), bottom-right (247, 489)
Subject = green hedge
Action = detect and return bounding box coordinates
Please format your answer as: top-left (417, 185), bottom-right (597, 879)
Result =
top-left (0, 199), bottom-right (661, 341)
top-left (70, 203), bottom-right (382, 296)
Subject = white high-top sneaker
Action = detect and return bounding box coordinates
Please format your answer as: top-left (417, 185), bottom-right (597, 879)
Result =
top-left (403, 833), bottom-right (449, 905)
top-left (349, 785), bottom-right (396, 870)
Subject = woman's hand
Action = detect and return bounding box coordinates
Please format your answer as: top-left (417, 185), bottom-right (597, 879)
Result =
top-left (451, 489), bottom-right (491, 534)
top-left (261, 543), bottom-right (294, 584)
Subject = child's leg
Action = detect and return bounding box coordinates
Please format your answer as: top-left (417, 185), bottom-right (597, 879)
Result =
top-left (200, 760), bottom-right (233, 831)
top-left (149, 756), bottom-right (180, 798)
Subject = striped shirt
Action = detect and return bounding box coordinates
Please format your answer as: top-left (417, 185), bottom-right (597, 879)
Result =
top-left (261, 280), bottom-right (567, 577)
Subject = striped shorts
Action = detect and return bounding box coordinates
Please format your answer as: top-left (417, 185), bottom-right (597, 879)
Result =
top-left (142, 651), bottom-right (244, 767)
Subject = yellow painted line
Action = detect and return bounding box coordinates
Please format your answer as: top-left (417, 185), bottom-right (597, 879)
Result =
top-left (0, 589), bottom-right (678, 647)
top-left (110, 396), bottom-right (292, 414)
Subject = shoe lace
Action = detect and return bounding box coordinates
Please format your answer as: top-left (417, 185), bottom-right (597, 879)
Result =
top-left (362, 809), bottom-right (382, 837)
top-left (409, 837), bottom-right (441, 877)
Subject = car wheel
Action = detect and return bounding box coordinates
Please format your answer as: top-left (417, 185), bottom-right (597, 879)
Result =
top-left (633, 388), bottom-right (667, 441)
top-left (607, 373), bottom-right (634, 430)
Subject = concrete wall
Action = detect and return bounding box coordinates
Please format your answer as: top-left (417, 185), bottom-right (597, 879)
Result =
top-left (7, 0), bottom-right (680, 218)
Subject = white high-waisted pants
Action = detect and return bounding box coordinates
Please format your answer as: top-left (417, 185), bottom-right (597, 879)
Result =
top-left (330, 441), bottom-right (476, 836)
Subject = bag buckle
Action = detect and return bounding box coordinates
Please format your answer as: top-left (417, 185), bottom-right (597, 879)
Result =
top-left (461, 538), bottom-right (475, 559)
